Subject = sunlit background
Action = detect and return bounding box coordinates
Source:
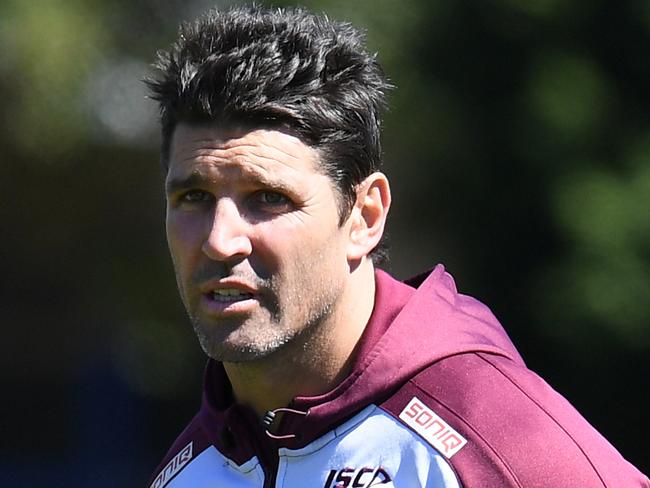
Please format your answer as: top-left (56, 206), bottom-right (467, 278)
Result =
top-left (1, 0), bottom-right (648, 485)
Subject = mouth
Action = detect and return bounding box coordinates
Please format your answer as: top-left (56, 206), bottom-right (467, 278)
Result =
top-left (209, 288), bottom-right (255, 303)
top-left (198, 279), bottom-right (260, 315)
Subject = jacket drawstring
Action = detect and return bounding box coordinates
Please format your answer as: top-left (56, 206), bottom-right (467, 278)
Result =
top-left (262, 407), bottom-right (308, 440)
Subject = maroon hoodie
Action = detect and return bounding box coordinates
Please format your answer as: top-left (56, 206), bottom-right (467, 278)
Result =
top-left (150, 265), bottom-right (649, 487)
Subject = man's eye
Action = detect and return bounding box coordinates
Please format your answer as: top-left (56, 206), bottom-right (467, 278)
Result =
top-left (251, 191), bottom-right (292, 212)
top-left (258, 191), bottom-right (287, 205)
top-left (180, 189), bottom-right (213, 203)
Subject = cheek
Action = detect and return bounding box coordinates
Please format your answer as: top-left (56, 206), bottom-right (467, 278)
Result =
top-left (166, 213), bottom-right (206, 266)
top-left (256, 218), bottom-right (347, 271)
top-left (256, 217), bottom-right (324, 252)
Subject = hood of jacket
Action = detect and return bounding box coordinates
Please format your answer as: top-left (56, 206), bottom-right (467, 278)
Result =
top-left (198, 264), bottom-right (524, 460)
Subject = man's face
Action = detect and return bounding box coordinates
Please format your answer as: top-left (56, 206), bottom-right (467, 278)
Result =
top-left (165, 124), bottom-right (353, 362)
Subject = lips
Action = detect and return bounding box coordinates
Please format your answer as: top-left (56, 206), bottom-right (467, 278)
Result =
top-left (197, 279), bottom-right (260, 315)
top-left (210, 288), bottom-right (255, 302)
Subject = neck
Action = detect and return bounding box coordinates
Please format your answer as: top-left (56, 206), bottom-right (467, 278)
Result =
top-left (223, 259), bottom-right (376, 417)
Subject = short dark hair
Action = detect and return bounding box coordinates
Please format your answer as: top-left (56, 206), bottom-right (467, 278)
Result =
top-left (147, 5), bottom-right (391, 264)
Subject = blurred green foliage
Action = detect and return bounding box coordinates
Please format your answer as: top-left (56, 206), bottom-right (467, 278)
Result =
top-left (542, 132), bottom-right (650, 346)
top-left (0, 0), bottom-right (111, 158)
top-left (1, 0), bottom-right (648, 481)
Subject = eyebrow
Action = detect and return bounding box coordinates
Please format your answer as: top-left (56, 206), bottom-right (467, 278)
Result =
top-left (165, 172), bottom-right (207, 195)
top-left (165, 168), bottom-right (296, 196)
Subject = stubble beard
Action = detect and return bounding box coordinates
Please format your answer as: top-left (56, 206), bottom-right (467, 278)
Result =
top-left (186, 262), bottom-right (344, 364)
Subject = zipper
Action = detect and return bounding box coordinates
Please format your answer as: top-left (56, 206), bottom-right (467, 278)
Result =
top-left (258, 407), bottom-right (309, 487)
top-left (225, 404), bottom-right (281, 488)
top-left (255, 427), bottom-right (279, 488)
top-left (261, 449), bottom-right (279, 488)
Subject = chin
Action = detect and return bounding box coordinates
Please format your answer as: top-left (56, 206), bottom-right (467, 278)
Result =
top-left (199, 335), bottom-right (289, 363)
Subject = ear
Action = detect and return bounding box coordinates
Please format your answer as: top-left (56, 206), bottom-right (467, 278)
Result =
top-left (346, 172), bottom-right (391, 262)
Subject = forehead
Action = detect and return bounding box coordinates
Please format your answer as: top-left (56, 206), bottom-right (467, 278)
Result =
top-left (167, 123), bottom-right (324, 183)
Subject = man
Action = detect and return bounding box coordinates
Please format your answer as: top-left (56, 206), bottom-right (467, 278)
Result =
top-left (147, 5), bottom-right (648, 487)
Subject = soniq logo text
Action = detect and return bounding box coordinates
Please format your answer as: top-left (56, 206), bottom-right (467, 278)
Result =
top-left (399, 396), bottom-right (467, 458)
top-left (323, 467), bottom-right (392, 487)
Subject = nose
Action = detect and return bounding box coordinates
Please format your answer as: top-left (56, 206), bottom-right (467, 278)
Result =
top-left (202, 198), bottom-right (252, 261)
